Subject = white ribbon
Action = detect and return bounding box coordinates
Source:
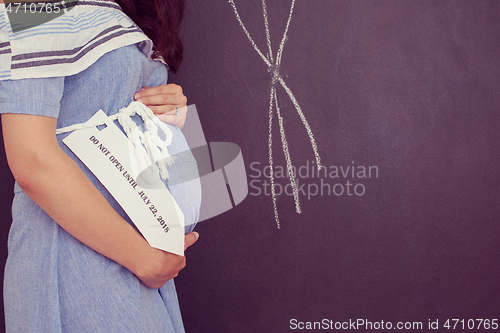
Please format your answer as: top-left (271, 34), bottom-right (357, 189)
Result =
top-left (56, 101), bottom-right (174, 183)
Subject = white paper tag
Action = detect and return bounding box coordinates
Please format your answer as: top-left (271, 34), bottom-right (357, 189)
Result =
top-left (63, 110), bottom-right (185, 256)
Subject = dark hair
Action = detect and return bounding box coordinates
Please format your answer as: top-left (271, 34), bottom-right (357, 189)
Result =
top-left (116, 0), bottom-right (185, 72)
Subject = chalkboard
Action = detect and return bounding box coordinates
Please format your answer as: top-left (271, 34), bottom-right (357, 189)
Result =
top-left (2, 1), bottom-right (500, 332)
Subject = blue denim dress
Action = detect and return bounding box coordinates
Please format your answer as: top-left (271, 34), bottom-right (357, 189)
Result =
top-left (0, 42), bottom-right (201, 332)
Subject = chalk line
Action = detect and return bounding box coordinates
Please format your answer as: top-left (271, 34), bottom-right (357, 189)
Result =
top-left (229, 0), bottom-right (271, 67)
top-left (261, 0), bottom-right (274, 63)
top-left (230, 0), bottom-right (321, 227)
top-left (273, 87), bottom-right (301, 214)
top-left (275, 0), bottom-right (295, 68)
top-left (268, 87), bottom-right (280, 228)
top-left (278, 76), bottom-right (321, 167)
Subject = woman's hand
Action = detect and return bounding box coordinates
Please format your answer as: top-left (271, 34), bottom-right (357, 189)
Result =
top-left (2, 114), bottom-right (200, 291)
top-left (134, 84), bottom-right (188, 129)
top-left (134, 231), bottom-right (199, 289)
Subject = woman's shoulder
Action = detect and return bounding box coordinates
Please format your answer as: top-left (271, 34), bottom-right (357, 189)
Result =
top-left (0, 0), bottom-right (155, 81)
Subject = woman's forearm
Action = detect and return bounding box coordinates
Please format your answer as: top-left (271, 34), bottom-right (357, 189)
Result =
top-left (2, 113), bottom-right (192, 287)
top-left (22, 145), bottom-right (155, 274)
top-left (2, 113), bottom-right (155, 274)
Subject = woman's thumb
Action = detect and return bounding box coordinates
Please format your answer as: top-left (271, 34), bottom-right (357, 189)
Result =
top-left (184, 231), bottom-right (199, 250)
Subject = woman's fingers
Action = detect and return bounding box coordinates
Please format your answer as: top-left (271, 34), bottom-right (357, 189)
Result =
top-left (155, 106), bottom-right (188, 129)
top-left (138, 252), bottom-right (186, 289)
top-left (147, 104), bottom-right (180, 114)
top-left (134, 84), bottom-right (187, 109)
top-left (134, 84), bottom-right (188, 128)
top-left (184, 231), bottom-right (199, 251)
top-left (137, 231), bottom-right (199, 289)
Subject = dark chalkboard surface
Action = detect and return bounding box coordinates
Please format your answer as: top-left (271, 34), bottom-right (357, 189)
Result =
top-left (2, 1), bottom-right (500, 332)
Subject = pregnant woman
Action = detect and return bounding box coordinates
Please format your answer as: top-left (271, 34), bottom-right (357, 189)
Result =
top-left (0, 0), bottom-right (201, 331)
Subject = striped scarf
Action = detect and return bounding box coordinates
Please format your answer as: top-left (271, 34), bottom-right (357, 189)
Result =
top-left (0, 0), bottom-right (159, 81)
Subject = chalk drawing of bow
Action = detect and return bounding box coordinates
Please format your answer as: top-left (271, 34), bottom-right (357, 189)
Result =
top-left (229, 0), bottom-right (322, 228)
